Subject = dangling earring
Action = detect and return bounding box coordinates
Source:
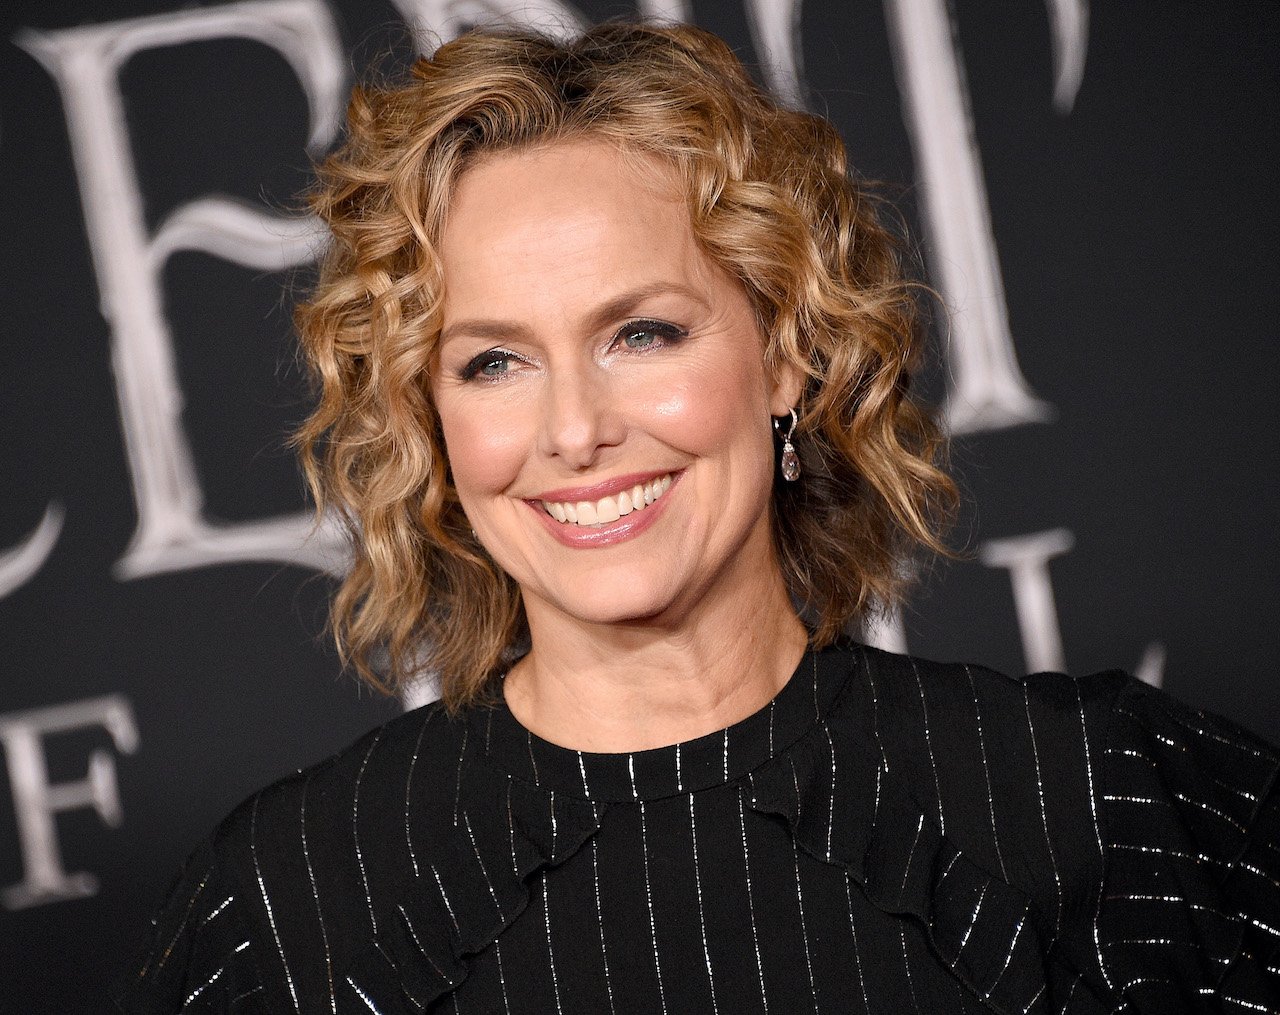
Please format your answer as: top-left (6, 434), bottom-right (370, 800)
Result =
top-left (774, 408), bottom-right (801, 481)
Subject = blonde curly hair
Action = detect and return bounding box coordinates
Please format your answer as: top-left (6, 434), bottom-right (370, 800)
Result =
top-left (294, 21), bottom-right (958, 712)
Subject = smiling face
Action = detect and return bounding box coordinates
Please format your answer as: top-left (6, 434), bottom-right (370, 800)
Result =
top-left (431, 139), bottom-right (802, 632)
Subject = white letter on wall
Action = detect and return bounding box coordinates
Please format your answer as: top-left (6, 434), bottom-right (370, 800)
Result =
top-left (884, 0), bottom-right (1073, 434)
top-left (980, 527), bottom-right (1073, 673)
top-left (16, 0), bottom-right (347, 580)
top-left (859, 599), bottom-right (908, 656)
top-left (744, 0), bottom-right (805, 109)
top-left (387, 0), bottom-right (584, 54)
top-left (0, 505), bottom-right (64, 601)
top-left (0, 696), bottom-right (138, 909)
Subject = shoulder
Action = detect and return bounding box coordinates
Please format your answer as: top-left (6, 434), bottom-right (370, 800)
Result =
top-left (1098, 669), bottom-right (1280, 833)
top-left (854, 639), bottom-right (1130, 734)
top-left (114, 698), bottom-right (481, 1012)
top-left (1097, 675), bottom-right (1280, 1009)
top-left (851, 640), bottom-right (1278, 861)
top-left (211, 696), bottom-right (466, 853)
top-left (847, 642), bottom-right (1129, 873)
top-left (848, 641), bottom-right (1135, 839)
top-left (208, 695), bottom-right (475, 931)
top-left (848, 641), bottom-right (1280, 1011)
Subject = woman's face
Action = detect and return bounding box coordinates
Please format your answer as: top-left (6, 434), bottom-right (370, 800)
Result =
top-left (431, 139), bottom-right (802, 630)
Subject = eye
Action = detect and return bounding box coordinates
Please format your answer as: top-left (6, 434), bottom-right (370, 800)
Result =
top-left (459, 348), bottom-right (521, 382)
top-left (612, 319), bottom-right (687, 353)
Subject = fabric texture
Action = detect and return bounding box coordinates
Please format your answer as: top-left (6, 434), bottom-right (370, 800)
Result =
top-left (112, 640), bottom-right (1280, 1013)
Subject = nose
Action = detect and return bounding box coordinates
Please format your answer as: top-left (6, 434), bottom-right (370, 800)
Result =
top-left (537, 359), bottom-right (623, 470)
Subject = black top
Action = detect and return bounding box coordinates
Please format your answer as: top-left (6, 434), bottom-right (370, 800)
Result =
top-left (113, 640), bottom-right (1280, 1013)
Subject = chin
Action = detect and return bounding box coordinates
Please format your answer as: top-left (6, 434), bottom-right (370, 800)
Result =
top-left (539, 573), bottom-right (682, 628)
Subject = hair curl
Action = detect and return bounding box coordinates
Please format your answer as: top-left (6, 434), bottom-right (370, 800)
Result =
top-left (294, 20), bottom-right (959, 712)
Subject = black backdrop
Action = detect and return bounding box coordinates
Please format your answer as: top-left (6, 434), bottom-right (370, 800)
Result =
top-left (0, 1), bottom-right (1276, 1010)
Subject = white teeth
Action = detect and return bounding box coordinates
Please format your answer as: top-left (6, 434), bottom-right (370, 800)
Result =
top-left (596, 497), bottom-right (620, 523)
top-left (540, 474), bottom-right (674, 526)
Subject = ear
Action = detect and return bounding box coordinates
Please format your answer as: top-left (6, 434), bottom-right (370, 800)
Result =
top-left (766, 356), bottom-right (807, 419)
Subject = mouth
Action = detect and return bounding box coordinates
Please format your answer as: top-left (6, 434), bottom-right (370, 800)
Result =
top-left (537, 473), bottom-right (674, 527)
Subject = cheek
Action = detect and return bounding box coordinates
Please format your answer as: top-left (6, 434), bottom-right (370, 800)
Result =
top-left (437, 398), bottom-right (530, 498)
top-left (645, 355), bottom-right (769, 460)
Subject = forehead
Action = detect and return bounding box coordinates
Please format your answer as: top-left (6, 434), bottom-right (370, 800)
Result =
top-left (438, 139), bottom-right (719, 322)
top-left (446, 138), bottom-right (686, 241)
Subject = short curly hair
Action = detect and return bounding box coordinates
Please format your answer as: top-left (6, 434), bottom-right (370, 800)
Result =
top-left (293, 20), bottom-right (958, 712)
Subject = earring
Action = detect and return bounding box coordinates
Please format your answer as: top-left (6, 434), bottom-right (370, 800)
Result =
top-left (774, 408), bottom-right (801, 481)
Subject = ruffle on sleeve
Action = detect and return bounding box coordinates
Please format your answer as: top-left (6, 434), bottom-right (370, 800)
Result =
top-left (111, 834), bottom-right (266, 1013)
top-left (1099, 677), bottom-right (1280, 1013)
top-left (339, 763), bottom-right (604, 1014)
top-left (745, 680), bottom-right (1114, 1015)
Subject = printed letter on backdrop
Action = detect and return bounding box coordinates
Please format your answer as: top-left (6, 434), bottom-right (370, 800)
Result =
top-left (981, 528), bottom-right (1164, 684)
top-left (17, 0), bottom-right (348, 580)
top-left (0, 505), bottom-right (63, 601)
top-left (980, 528), bottom-right (1075, 673)
top-left (386, 0), bottom-right (584, 54)
top-left (883, 0), bottom-right (1083, 434)
top-left (0, 696), bottom-right (138, 909)
top-left (742, 0), bottom-right (805, 109)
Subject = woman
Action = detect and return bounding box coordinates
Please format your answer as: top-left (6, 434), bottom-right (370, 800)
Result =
top-left (114, 21), bottom-right (1280, 1014)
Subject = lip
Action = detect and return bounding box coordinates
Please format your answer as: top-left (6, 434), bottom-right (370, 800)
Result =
top-left (528, 469), bottom-right (678, 505)
top-left (524, 470), bottom-right (683, 549)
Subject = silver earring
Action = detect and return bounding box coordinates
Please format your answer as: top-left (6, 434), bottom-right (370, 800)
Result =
top-left (774, 408), bottom-right (801, 481)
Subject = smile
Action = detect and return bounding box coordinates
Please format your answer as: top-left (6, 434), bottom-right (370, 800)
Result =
top-left (540, 474), bottom-right (673, 526)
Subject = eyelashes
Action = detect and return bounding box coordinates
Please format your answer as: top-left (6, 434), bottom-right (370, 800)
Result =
top-left (456, 319), bottom-right (689, 382)
top-left (615, 318), bottom-right (687, 352)
top-left (459, 347), bottom-right (521, 382)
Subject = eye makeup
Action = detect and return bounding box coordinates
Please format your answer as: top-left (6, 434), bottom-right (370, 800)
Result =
top-left (456, 318), bottom-right (690, 383)
top-left (458, 347), bottom-right (524, 381)
top-left (611, 318), bottom-right (689, 352)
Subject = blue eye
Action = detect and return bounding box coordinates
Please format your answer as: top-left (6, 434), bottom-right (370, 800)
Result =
top-left (623, 329), bottom-right (658, 350)
top-left (460, 348), bottom-right (519, 381)
top-left (614, 319), bottom-right (687, 352)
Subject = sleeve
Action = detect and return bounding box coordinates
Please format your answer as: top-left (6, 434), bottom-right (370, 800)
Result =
top-left (1097, 675), bottom-right (1280, 1013)
top-left (111, 833), bottom-right (266, 1013)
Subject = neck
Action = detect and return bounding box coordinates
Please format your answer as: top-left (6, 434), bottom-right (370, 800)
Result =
top-left (504, 544), bottom-right (809, 753)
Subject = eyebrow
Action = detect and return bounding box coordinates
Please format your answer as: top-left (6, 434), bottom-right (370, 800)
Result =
top-left (438, 281), bottom-right (708, 346)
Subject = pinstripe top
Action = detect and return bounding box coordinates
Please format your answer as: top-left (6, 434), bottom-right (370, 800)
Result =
top-left (113, 639), bottom-right (1280, 1013)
